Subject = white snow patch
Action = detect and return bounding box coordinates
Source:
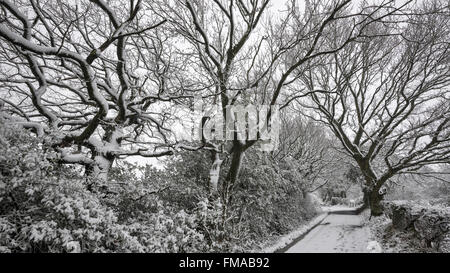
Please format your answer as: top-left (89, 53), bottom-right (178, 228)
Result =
top-left (366, 241), bottom-right (383, 253)
top-left (321, 205), bottom-right (358, 212)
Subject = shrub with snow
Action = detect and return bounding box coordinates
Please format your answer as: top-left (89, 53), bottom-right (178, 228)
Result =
top-left (0, 114), bottom-right (320, 253)
top-left (0, 119), bottom-right (210, 253)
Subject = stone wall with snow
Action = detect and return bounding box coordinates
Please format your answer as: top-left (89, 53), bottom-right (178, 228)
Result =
top-left (383, 201), bottom-right (450, 252)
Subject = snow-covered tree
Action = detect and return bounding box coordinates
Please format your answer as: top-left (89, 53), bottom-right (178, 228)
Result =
top-left (296, 0), bottom-right (450, 215)
top-left (0, 0), bottom-right (183, 180)
top-left (152, 0), bottom-right (403, 211)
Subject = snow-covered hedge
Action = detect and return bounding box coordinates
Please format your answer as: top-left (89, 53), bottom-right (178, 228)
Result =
top-left (383, 201), bottom-right (450, 252)
top-left (0, 116), bottom-right (320, 252)
top-left (0, 119), bottom-right (217, 253)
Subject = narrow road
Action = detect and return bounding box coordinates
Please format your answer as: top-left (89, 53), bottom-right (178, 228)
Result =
top-left (285, 213), bottom-right (370, 253)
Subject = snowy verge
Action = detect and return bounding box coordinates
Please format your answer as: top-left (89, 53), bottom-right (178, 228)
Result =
top-left (257, 213), bottom-right (329, 253)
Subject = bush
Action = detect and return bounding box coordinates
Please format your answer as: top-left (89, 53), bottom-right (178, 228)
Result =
top-left (0, 119), bottom-right (213, 253)
top-left (157, 148), bottom-right (321, 248)
top-left (0, 115), bottom-right (319, 252)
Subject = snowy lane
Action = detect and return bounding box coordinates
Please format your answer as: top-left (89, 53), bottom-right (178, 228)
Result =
top-left (285, 214), bottom-right (370, 253)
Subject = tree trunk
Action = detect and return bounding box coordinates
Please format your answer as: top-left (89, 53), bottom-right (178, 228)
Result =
top-left (227, 149), bottom-right (244, 186)
top-left (89, 125), bottom-right (120, 182)
top-left (223, 145), bottom-right (245, 203)
top-left (84, 152), bottom-right (114, 192)
top-left (368, 189), bottom-right (384, 216)
top-left (358, 161), bottom-right (386, 216)
top-left (92, 153), bottom-right (114, 181)
top-left (209, 151), bottom-right (222, 194)
top-left (220, 143), bottom-right (245, 230)
top-left (362, 187), bottom-right (370, 208)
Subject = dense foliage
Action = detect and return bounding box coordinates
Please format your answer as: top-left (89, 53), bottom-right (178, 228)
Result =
top-left (0, 117), bottom-right (320, 252)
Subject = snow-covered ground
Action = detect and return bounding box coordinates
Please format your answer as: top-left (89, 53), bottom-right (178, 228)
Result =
top-left (285, 213), bottom-right (371, 253)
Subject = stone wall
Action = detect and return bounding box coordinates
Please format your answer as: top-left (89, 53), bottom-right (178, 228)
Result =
top-left (383, 201), bottom-right (450, 252)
